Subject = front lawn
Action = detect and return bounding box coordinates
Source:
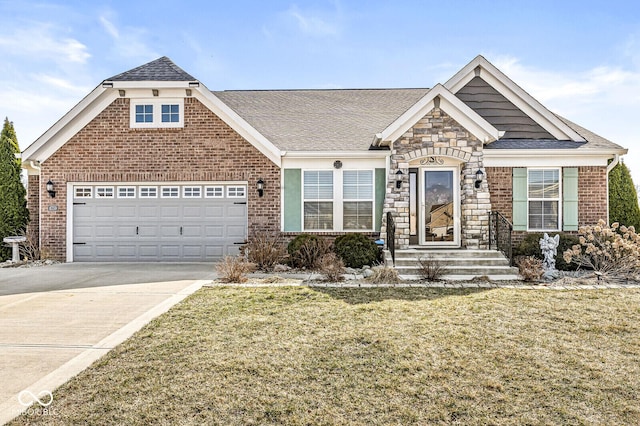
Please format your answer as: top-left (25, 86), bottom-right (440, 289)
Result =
top-left (13, 287), bottom-right (640, 425)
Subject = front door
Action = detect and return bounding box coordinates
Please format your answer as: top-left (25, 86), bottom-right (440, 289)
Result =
top-left (421, 168), bottom-right (460, 246)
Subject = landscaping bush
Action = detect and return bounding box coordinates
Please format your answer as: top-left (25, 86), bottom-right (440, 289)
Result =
top-left (366, 266), bottom-right (400, 284)
top-left (319, 252), bottom-right (345, 282)
top-left (287, 234), bottom-right (331, 269)
top-left (216, 256), bottom-right (254, 283)
top-left (563, 220), bottom-right (640, 280)
top-left (418, 256), bottom-right (444, 281)
top-left (244, 230), bottom-right (286, 271)
top-left (514, 232), bottom-right (580, 271)
top-left (515, 256), bottom-right (543, 282)
top-left (333, 233), bottom-right (381, 268)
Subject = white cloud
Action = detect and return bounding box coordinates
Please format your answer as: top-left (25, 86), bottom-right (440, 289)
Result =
top-left (99, 15), bottom-right (119, 39)
top-left (286, 4), bottom-right (340, 37)
top-left (98, 11), bottom-right (158, 60)
top-left (0, 24), bottom-right (90, 64)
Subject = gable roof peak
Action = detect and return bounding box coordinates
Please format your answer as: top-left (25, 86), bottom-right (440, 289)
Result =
top-left (106, 56), bottom-right (196, 82)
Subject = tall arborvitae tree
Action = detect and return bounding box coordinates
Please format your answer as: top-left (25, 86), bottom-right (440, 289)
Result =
top-left (609, 160), bottom-right (640, 230)
top-left (0, 118), bottom-right (29, 260)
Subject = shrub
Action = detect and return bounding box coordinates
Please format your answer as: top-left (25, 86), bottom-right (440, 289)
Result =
top-left (216, 256), bottom-right (254, 283)
top-left (418, 257), bottom-right (444, 281)
top-left (243, 230), bottom-right (286, 271)
top-left (367, 266), bottom-right (400, 284)
top-left (515, 256), bottom-right (543, 282)
top-left (18, 227), bottom-right (40, 261)
top-left (563, 220), bottom-right (640, 279)
top-left (288, 235), bottom-right (332, 270)
top-left (514, 233), bottom-right (580, 271)
top-left (333, 233), bottom-right (381, 268)
top-left (609, 161), bottom-right (640, 230)
top-left (319, 252), bottom-right (344, 282)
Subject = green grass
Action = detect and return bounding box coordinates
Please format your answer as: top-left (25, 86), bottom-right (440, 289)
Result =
top-left (12, 287), bottom-right (640, 425)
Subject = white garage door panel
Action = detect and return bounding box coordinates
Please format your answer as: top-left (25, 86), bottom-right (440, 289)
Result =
top-left (73, 183), bottom-right (247, 261)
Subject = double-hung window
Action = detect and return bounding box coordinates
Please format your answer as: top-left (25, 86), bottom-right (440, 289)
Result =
top-left (528, 169), bottom-right (560, 230)
top-left (343, 170), bottom-right (373, 230)
top-left (304, 171), bottom-right (333, 230)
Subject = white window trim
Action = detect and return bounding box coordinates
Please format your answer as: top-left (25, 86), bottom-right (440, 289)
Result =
top-left (527, 167), bottom-right (562, 232)
top-left (117, 186), bottom-right (136, 198)
top-left (74, 187), bottom-right (92, 199)
top-left (227, 186), bottom-right (246, 198)
top-left (342, 169), bottom-right (374, 232)
top-left (161, 186), bottom-right (180, 198)
top-left (130, 99), bottom-right (184, 129)
top-left (139, 186), bottom-right (158, 198)
top-left (205, 186), bottom-right (224, 198)
top-left (95, 186), bottom-right (115, 198)
top-left (302, 170), bottom-right (335, 231)
top-left (183, 186), bottom-right (202, 198)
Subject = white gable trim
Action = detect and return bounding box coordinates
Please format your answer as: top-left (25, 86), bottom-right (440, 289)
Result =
top-left (193, 85), bottom-right (282, 167)
top-left (377, 84), bottom-right (501, 145)
top-left (445, 56), bottom-right (585, 142)
top-left (22, 85), bottom-right (117, 162)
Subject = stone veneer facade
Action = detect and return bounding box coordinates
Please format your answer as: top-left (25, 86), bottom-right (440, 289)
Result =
top-left (36, 97), bottom-right (281, 261)
top-left (382, 106), bottom-right (491, 250)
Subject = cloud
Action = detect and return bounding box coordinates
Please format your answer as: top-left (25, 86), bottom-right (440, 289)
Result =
top-left (98, 12), bottom-right (158, 60)
top-left (0, 24), bottom-right (90, 64)
top-left (286, 4), bottom-right (340, 37)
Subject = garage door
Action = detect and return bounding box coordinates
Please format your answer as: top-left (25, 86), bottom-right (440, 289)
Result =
top-left (72, 184), bottom-right (247, 261)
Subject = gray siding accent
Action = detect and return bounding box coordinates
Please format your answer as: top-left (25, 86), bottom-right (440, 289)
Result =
top-left (455, 76), bottom-right (556, 140)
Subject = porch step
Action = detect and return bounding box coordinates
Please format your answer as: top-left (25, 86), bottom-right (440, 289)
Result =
top-left (392, 249), bottom-right (520, 281)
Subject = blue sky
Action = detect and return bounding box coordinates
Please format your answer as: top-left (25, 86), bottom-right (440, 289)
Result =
top-left (1, 0), bottom-right (639, 183)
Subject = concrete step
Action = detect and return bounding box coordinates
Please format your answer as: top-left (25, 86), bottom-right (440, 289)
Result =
top-left (394, 257), bottom-right (510, 267)
top-left (395, 249), bottom-right (505, 259)
top-left (395, 265), bottom-right (520, 277)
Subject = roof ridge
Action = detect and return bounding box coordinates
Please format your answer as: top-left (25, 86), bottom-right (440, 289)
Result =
top-left (106, 56), bottom-right (196, 82)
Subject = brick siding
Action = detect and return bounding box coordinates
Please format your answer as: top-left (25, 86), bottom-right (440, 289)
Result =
top-left (39, 97), bottom-right (280, 260)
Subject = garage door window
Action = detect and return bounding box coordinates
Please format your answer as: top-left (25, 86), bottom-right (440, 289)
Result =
top-left (140, 187), bottom-right (158, 198)
top-left (118, 187), bottom-right (136, 198)
top-left (75, 187), bottom-right (92, 198)
top-left (227, 187), bottom-right (246, 198)
top-left (183, 186), bottom-right (202, 198)
top-left (205, 186), bottom-right (224, 198)
top-left (96, 187), bottom-right (114, 198)
top-left (162, 187), bottom-right (179, 198)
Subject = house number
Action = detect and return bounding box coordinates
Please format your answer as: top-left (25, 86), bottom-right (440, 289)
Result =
top-left (420, 156), bottom-right (445, 165)
top-left (48, 205), bottom-right (58, 211)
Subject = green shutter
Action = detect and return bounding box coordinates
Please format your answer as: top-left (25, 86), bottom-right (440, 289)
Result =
top-left (513, 168), bottom-right (528, 231)
top-left (563, 167), bottom-right (579, 231)
top-left (284, 169), bottom-right (302, 232)
top-left (375, 168), bottom-right (386, 231)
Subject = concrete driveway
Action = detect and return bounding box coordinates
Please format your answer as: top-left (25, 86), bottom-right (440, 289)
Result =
top-left (0, 263), bottom-right (217, 424)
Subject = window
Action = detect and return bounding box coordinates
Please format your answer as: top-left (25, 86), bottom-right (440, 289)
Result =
top-left (343, 170), bottom-right (373, 230)
top-left (528, 169), bottom-right (560, 230)
top-left (161, 104), bottom-right (180, 123)
top-left (95, 187), bottom-right (114, 198)
top-left (205, 186), bottom-right (224, 198)
top-left (139, 186), bottom-right (158, 198)
top-left (183, 186), bottom-right (201, 198)
top-left (135, 105), bottom-right (153, 123)
top-left (227, 186), bottom-right (246, 198)
top-left (161, 186), bottom-right (180, 198)
top-left (130, 100), bottom-right (183, 128)
top-left (304, 171), bottom-right (333, 230)
top-left (75, 187), bottom-right (92, 198)
top-left (118, 187), bottom-right (136, 198)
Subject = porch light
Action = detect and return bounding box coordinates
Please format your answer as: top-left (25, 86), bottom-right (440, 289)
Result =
top-left (396, 170), bottom-right (404, 189)
top-left (46, 180), bottom-right (56, 198)
top-left (475, 169), bottom-right (484, 189)
top-left (257, 178), bottom-right (264, 197)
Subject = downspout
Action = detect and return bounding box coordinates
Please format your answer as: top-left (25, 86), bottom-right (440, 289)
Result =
top-left (605, 154), bottom-right (620, 223)
top-left (27, 161), bottom-right (43, 253)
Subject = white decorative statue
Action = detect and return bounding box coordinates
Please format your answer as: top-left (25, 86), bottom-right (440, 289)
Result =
top-left (539, 233), bottom-right (560, 279)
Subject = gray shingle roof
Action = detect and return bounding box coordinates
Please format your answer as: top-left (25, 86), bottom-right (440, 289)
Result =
top-left (214, 89), bottom-right (429, 151)
top-left (107, 56), bottom-right (196, 82)
top-left (485, 139), bottom-right (587, 149)
top-left (554, 115), bottom-right (625, 151)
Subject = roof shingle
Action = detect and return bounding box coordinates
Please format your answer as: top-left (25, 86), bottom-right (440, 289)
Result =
top-left (107, 56), bottom-right (196, 82)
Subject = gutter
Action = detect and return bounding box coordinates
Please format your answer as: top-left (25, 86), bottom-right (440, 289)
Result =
top-left (606, 154), bottom-right (620, 174)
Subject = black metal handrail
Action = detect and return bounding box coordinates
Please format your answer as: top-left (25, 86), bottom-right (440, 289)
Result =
top-left (489, 211), bottom-right (513, 265)
top-left (386, 211), bottom-right (396, 262)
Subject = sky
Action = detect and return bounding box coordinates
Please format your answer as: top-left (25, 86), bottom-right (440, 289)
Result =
top-left (1, 0), bottom-right (639, 184)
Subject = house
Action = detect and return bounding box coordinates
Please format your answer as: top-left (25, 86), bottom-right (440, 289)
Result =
top-left (22, 55), bottom-right (627, 264)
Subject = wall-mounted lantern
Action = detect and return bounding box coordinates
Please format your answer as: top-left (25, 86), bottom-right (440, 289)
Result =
top-left (475, 169), bottom-right (484, 189)
top-left (396, 170), bottom-right (404, 189)
top-left (257, 178), bottom-right (264, 197)
top-left (46, 180), bottom-right (56, 198)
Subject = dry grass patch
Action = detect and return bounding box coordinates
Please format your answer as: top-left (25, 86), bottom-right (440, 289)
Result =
top-left (12, 287), bottom-right (640, 425)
